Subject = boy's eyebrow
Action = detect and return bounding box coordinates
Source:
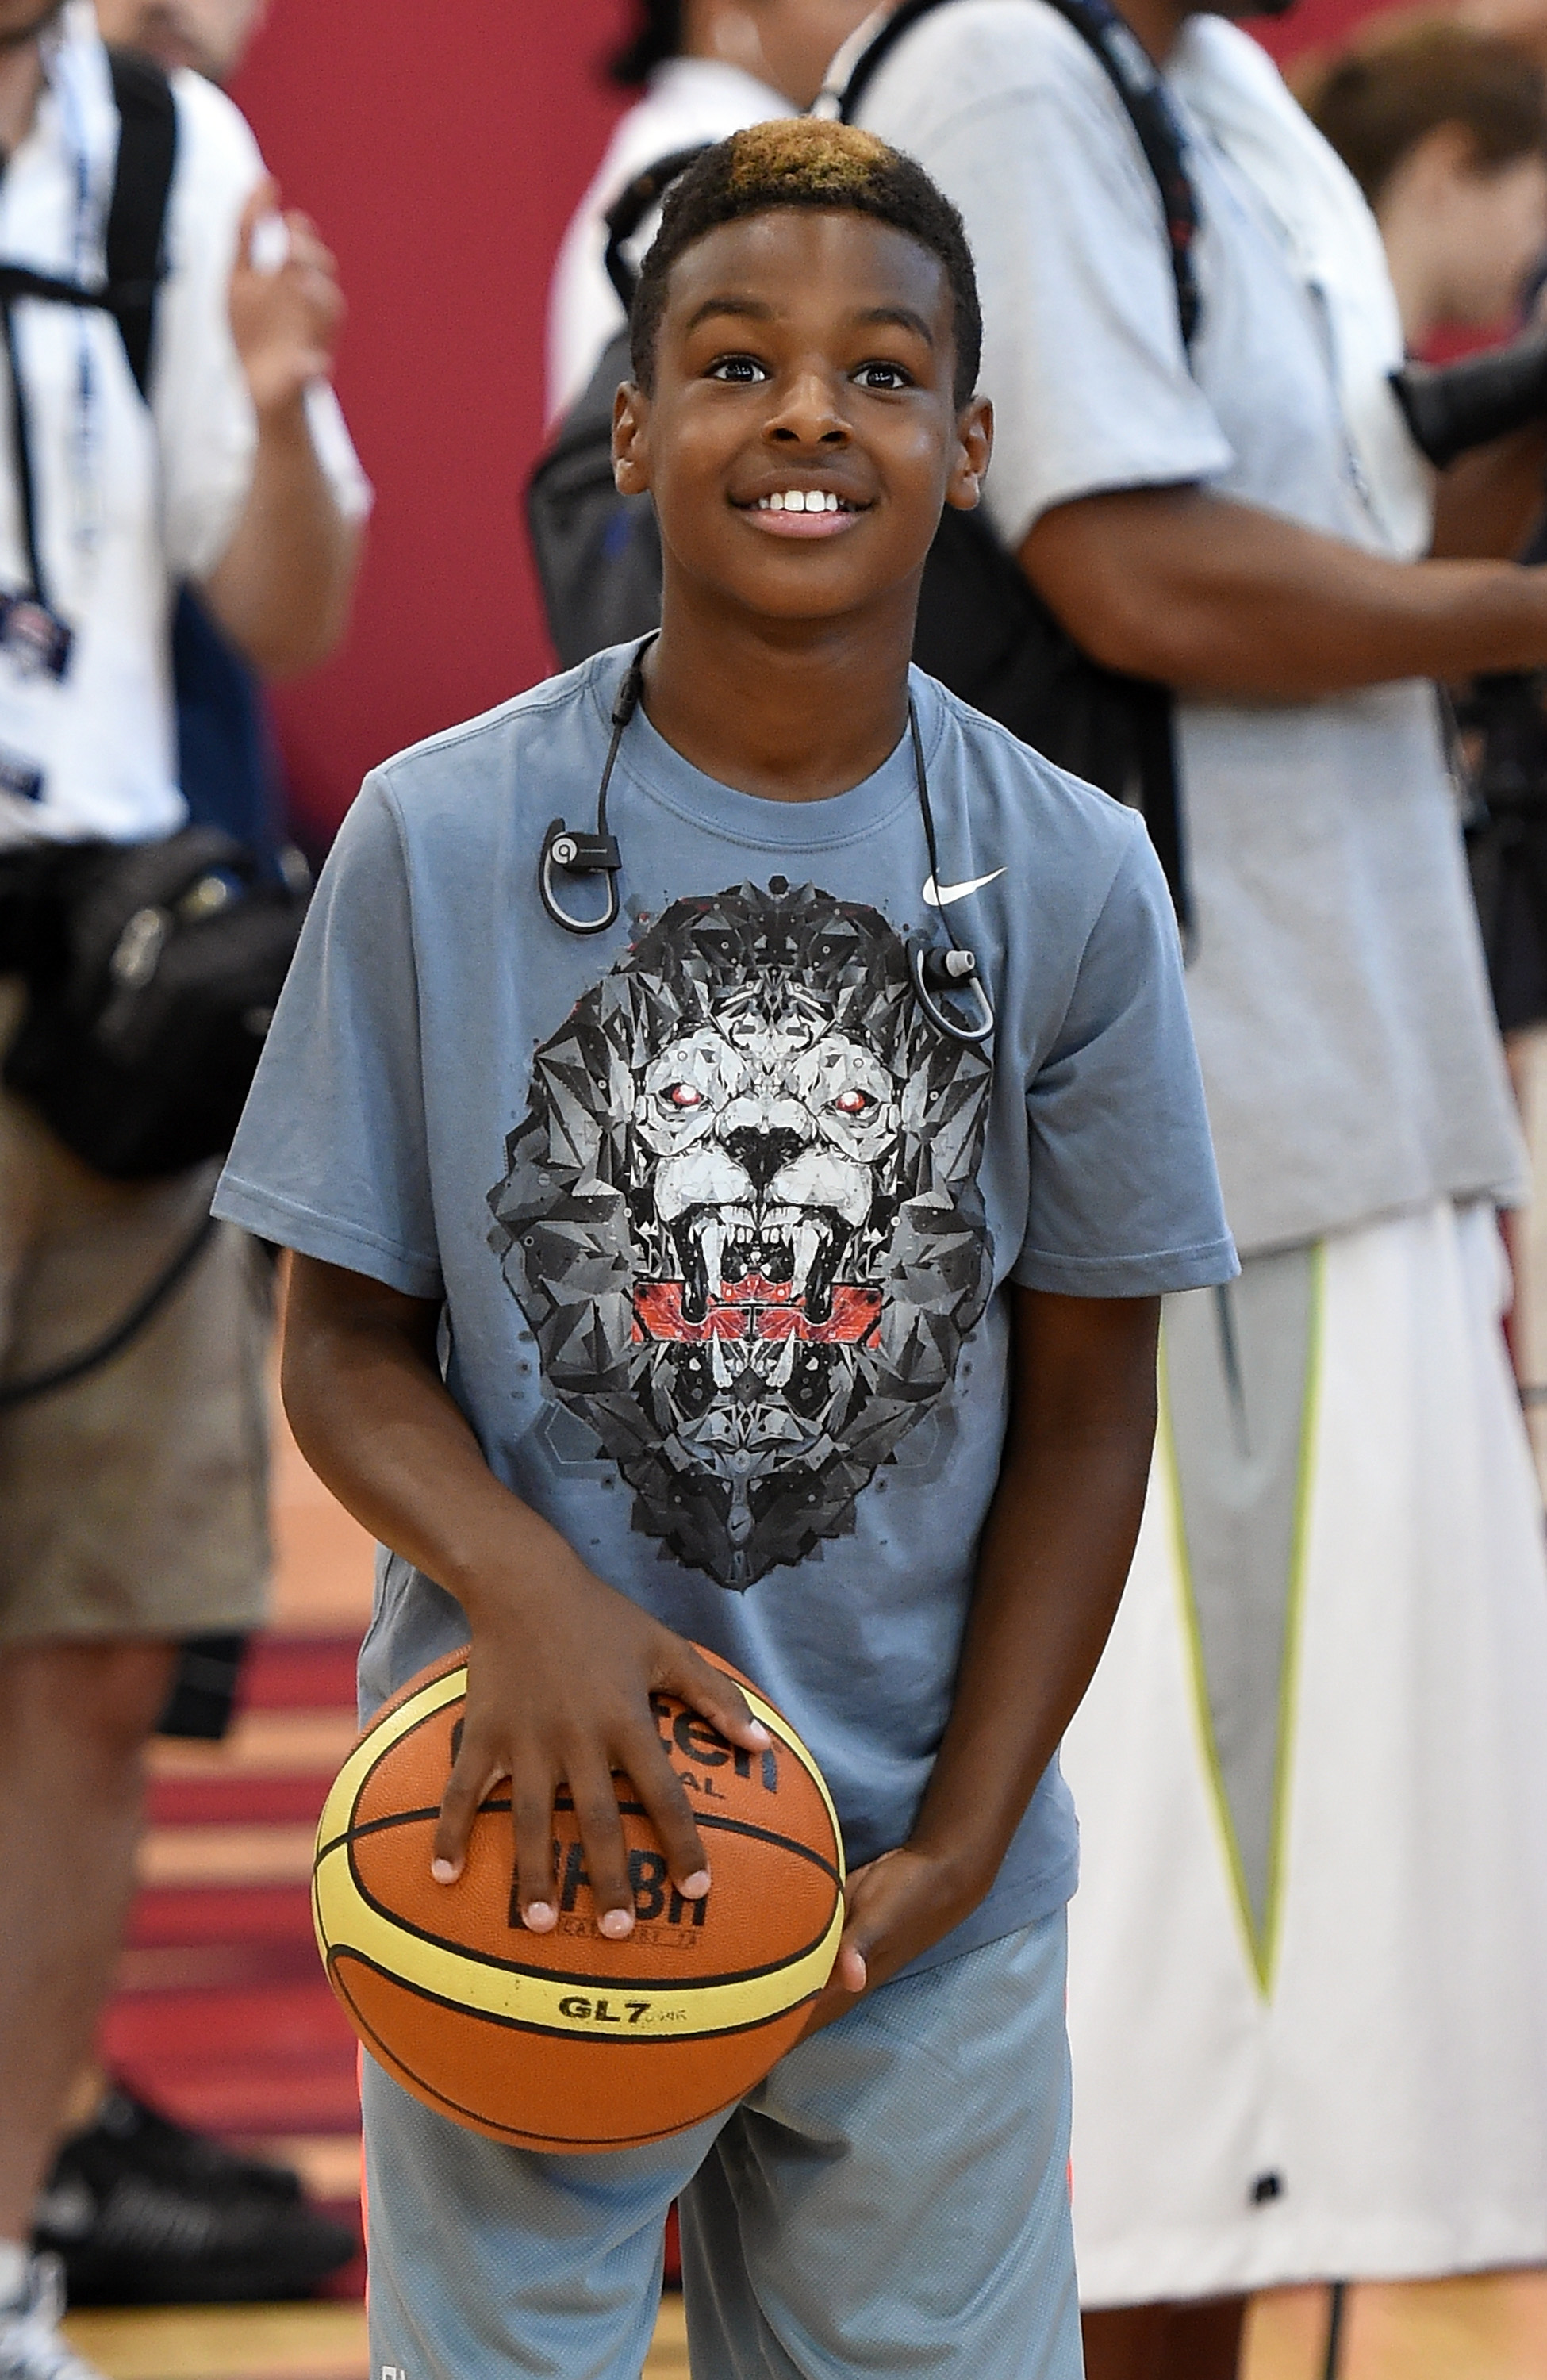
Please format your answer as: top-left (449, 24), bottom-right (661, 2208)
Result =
top-left (678, 298), bottom-right (939, 345)
top-left (849, 305), bottom-right (936, 347)
top-left (682, 294), bottom-right (777, 335)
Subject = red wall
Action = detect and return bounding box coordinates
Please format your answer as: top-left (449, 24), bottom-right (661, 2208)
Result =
top-left (1252, 0), bottom-right (1389, 68)
top-left (230, 0), bottom-right (1376, 839)
top-left (230, 1), bottom-right (628, 838)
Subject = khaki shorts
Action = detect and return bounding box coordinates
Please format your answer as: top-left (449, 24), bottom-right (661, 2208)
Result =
top-left (0, 980), bottom-right (271, 1644)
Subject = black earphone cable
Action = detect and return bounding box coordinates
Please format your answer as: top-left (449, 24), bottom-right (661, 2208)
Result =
top-left (908, 699), bottom-right (962, 961)
top-left (597, 634), bottom-right (654, 848)
top-left (543, 647), bottom-right (994, 1049)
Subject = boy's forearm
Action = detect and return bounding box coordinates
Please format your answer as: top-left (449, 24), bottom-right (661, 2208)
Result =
top-left (910, 1399), bottom-right (1154, 1906)
top-left (280, 1257), bottom-right (576, 1618)
top-left (800, 1290), bottom-right (1161, 2023)
top-left (280, 1256), bottom-right (770, 1933)
top-left (912, 1289), bottom-right (1159, 1903)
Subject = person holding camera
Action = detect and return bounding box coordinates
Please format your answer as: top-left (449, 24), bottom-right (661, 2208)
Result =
top-left (0, 2), bottom-right (368, 2370)
top-left (843, 0), bottom-right (1547, 2374)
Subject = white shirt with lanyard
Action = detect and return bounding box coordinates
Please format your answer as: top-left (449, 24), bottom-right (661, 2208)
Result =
top-left (0, 0), bottom-right (369, 852)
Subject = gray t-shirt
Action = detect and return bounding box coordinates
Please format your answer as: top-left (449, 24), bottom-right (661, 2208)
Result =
top-left (217, 653), bottom-right (1234, 1967)
top-left (858, 0), bottom-right (1528, 1257)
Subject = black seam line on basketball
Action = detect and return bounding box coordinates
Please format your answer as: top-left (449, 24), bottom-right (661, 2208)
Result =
top-left (341, 1987), bottom-right (757, 2152)
top-left (332, 1849), bottom-right (840, 1994)
top-left (332, 1946), bottom-right (822, 2053)
top-left (325, 1807), bottom-right (840, 1888)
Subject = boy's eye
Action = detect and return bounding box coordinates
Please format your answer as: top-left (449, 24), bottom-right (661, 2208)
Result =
top-left (707, 355), bottom-right (770, 384)
top-left (853, 362), bottom-right (912, 392)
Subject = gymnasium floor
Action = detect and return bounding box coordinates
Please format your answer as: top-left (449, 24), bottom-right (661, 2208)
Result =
top-left (64, 1116), bottom-right (1547, 2380)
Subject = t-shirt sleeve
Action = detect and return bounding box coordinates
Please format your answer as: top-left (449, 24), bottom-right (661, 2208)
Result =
top-left (213, 776), bottom-right (442, 1298)
top-left (1013, 821), bottom-right (1236, 1296)
top-left (152, 72), bottom-right (372, 586)
top-left (897, 73), bottom-right (1234, 546)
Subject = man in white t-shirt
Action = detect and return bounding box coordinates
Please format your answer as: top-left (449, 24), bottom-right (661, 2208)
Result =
top-left (853, 2), bottom-right (1547, 2375)
top-left (0, 2), bottom-right (368, 2368)
top-left (547, 0), bottom-right (875, 423)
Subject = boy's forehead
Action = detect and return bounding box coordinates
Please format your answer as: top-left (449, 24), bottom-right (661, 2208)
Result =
top-left (661, 209), bottom-right (953, 335)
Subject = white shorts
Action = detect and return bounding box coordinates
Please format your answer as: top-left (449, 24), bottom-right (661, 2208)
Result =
top-left (1063, 1199), bottom-right (1547, 2301)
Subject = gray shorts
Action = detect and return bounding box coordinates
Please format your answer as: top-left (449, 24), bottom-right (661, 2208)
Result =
top-left (0, 980), bottom-right (271, 1643)
top-left (364, 1910), bottom-right (1081, 2380)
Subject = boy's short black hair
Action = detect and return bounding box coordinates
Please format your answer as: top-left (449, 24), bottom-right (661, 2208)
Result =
top-left (629, 119), bottom-right (983, 409)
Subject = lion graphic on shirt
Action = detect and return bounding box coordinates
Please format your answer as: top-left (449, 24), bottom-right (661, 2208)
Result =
top-left (488, 880), bottom-right (992, 1589)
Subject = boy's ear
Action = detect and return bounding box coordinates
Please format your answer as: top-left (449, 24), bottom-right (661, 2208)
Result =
top-left (944, 395), bottom-right (994, 515)
top-left (612, 381), bottom-right (651, 497)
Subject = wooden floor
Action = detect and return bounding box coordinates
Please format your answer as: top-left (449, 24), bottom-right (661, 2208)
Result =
top-left (60, 2275), bottom-right (1547, 2378)
top-left (60, 1342), bottom-right (1547, 2378)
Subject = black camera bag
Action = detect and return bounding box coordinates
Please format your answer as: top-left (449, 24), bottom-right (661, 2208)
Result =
top-left (2, 827), bottom-right (305, 1180)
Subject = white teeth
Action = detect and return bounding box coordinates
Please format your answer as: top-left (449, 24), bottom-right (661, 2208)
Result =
top-left (756, 490), bottom-right (846, 513)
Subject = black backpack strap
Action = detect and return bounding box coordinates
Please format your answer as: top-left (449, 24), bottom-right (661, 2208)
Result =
top-left (603, 144), bottom-right (714, 311)
top-left (835, 0), bottom-right (1199, 350)
top-left (104, 46), bottom-right (178, 399)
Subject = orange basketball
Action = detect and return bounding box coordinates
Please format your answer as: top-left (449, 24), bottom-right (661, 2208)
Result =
top-left (313, 1644), bottom-right (846, 2152)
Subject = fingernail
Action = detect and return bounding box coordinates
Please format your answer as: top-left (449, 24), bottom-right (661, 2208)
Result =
top-left (681, 1869), bottom-right (712, 1898)
top-left (598, 1908), bottom-right (635, 1939)
top-left (850, 1955), bottom-right (868, 1990)
top-left (431, 1857), bottom-right (459, 1884)
top-left (524, 1901), bottom-right (555, 1932)
top-left (747, 1722), bottom-right (773, 1747)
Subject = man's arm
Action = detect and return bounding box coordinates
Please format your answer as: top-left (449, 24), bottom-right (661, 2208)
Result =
top-left (1430, 425), bottom-right (1547, 564)
top-left (202, 182), bottom-right (361, 675)
top-left (280, 1255), bottom-right (773, 1937)
top-left (1020, 484), bottom-right (1547, 700)
top-left (804, 1285), bottom-right (1160, 2023)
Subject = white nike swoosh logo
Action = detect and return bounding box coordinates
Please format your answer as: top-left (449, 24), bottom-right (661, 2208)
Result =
top-left (922, 868), bottom-right (1006, 908)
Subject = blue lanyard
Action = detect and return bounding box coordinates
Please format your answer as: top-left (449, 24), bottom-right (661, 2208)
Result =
top-left (56, 47), bottom-right (108, 561)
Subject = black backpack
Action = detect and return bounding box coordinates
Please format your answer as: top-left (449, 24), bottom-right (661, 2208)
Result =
top-left (525, 0), bottom-right (1202, 932)
top-left (0, 50), bottom-right (309, 1184)
top-left (0, 48), bottom-right (178, 416)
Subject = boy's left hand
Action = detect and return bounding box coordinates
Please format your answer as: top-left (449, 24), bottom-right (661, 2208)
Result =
top-left (800, 1842), bottom-right (981, 2034)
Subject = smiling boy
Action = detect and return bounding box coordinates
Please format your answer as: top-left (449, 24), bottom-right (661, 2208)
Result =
top-left (215, 122), bottom-right (1235, 2380)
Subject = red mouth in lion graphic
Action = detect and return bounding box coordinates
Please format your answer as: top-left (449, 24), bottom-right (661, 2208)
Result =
top-left (633, 1276), bottom-right (882, 1346)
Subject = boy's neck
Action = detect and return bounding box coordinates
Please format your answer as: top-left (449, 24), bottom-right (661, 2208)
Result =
top-left (642, 582), bottom-right (918, 804)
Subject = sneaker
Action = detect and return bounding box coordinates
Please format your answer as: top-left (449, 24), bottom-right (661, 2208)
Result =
top-left (33, 2107), bottom-right (357, 2307)
top-left (0, 2255), bottom-right (106, 2380)
top-left (72, 2088), bottom-right (301, 2205)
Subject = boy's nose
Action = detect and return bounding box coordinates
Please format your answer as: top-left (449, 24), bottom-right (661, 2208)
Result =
top-left (766, 370), bottom-right (850, 445)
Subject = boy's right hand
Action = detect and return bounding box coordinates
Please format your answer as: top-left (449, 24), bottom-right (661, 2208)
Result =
top-left (429, 1549), bottom-right (771, 1940)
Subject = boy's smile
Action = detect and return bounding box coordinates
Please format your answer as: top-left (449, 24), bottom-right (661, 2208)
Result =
top-left (615, 209), bottom-right (991, 624)
top-left (739, 486), bottom-right (868, 539)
